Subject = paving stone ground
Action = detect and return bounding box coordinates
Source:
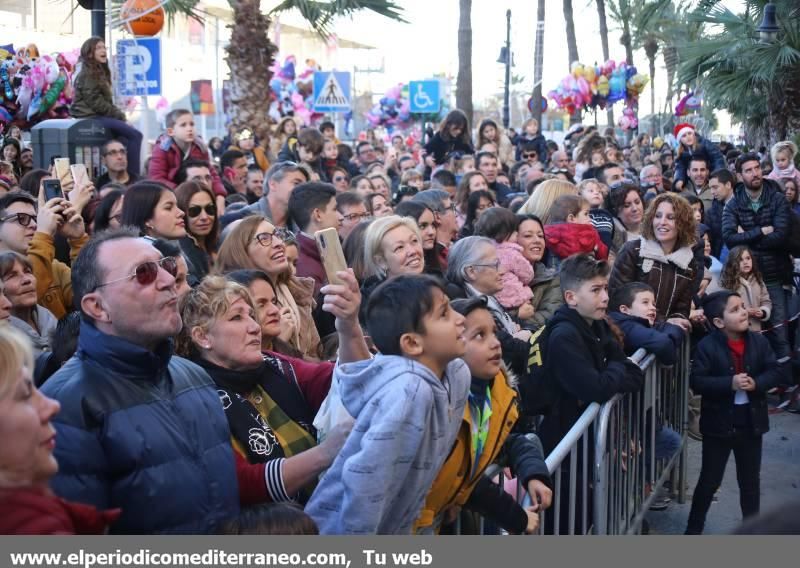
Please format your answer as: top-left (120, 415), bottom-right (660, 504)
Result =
top-left (645, 404), bottom-right (800, 535)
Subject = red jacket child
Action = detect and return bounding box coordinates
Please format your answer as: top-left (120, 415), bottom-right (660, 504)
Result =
top-left (147, 135), bottom-right (226, 196)
top-left (544, 222), bottom-right (610, 261)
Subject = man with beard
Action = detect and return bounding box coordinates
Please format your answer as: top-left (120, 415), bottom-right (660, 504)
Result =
top-left (722, 153), bottom-right (793, 366)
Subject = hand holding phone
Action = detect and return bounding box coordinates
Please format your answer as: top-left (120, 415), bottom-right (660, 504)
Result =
top-left (53, 158), bottom-right (73, 189)
top-left (315, 228), bottom-right (347, 286)
top-left (42, 179), bottom-right (63, 202)
top-left (70, 163), bottom-right (90, 189)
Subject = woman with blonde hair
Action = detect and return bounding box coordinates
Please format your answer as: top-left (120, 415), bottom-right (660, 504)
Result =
top-left (215, 215), bottom-right (321, 359)
top-left (517, 179), bottom-right (578, 225)
top-left (177, 275), bottom-right (367, 504)
top-left (0, 326), bottom-right (119, 534)
top-left (359, 215), bottom-right (425, 322)
top-left (610, 192), bottom-right (703, 331)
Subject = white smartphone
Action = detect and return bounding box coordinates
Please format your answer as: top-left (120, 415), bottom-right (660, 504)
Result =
top-left (70, 163), bottom-right (90, 188)
top-left (53, 157), bottom-right (73, 187)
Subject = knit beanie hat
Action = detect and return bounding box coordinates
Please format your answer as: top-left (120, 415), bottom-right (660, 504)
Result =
top-left (674, 123), bottom-right (695, 143)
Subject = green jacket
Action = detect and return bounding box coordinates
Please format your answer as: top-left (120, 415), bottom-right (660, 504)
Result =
top-left (527, 262), bottom-right (562, 330)
top-left (70, 70), bottom-right (125, 121)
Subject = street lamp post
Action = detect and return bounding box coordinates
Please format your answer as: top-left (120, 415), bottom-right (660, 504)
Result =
top-left (499, 9), bottom-right (511, 129)
top-left (756, 2), bottom-right (779, 44)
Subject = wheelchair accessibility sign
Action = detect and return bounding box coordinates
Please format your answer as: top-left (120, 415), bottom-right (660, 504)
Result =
top-left (409, 80), bottom-right (440, 113)
top-left (313, 71), bottom-right (351, 112)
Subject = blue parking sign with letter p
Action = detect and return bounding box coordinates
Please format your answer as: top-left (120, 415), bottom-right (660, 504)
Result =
top-left (116, 38), bottom-right (162, 96)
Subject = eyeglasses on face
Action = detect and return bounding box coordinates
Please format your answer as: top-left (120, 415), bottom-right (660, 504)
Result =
top-left (471, 260), bottom-right (501, 271)
top-left (523, 152), bottom-right (538, 159)
top-left (94, 256), bottom-right (178, 290)
top-left (186, 204), bottom-right (217, 218)
top-left (333, 175), bottom-right (348, 183)
top-left (104, 148), bottom-right (127, 157)
top-left (0, 212), bottom-right (36, 227)
top-left (436, 203), bottom-right (457, 216)
top-left (253, 228), bottom-right (294, 247)
top-left (342, 212), bottom-right (372, 222)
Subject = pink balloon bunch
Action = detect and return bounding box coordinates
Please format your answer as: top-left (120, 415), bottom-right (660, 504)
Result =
top-left (1, 44), bottom-right (77, 129)
top-left (267, 55), bottom-right (324, 126)
top-left (548, 60), bottom-right (649, 114)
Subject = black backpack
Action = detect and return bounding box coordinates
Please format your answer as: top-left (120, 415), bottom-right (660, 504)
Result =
top-left (515, 324), bottom-right (560, 419)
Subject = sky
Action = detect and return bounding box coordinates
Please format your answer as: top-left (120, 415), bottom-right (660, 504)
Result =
top-left (326, 0), bottom-right (645, 106)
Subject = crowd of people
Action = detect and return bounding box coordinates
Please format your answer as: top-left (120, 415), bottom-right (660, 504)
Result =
top-left (0, 36), bottom-right (798, 536)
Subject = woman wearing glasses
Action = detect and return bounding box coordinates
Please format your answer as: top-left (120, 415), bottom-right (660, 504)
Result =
top-left (91, 189), bottom-right (124, 233)
top-left (215, 216), bottom-right (321, 360)
top-left (0, 252), bottom-right (58, 356)
top-left (444, 236), bottom-right (533, 376)
top-left (175, 181), bottom-right (219, 283)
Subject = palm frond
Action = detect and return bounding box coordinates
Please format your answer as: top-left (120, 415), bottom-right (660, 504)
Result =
top-left (269, 0), bottom-right (407, 38)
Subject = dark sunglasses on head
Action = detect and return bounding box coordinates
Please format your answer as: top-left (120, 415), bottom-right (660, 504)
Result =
top-left (94, 256), bottom-right (178, 290)
top-left (0, 212), bottom-right (36, 227)
top-left (186, 204), bottom-right (217, 218)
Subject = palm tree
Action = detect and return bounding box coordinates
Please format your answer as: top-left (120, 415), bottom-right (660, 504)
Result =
top-left (562, 0), bottom-right (581, 121)
top-left (608, 0), bottom-right (634, 65)
top-left (531, 0), bottom-right (546, 126)
top-left (595, 0), bottom-right (614, 125)
top-left (678, 0), bottom-right (800, 146)
top-left (145, 1), bottom-right (406, 134)
top-left (457, 0), bottom-right (474, 126)
top-left (628, 1), bottom-right (674, 135)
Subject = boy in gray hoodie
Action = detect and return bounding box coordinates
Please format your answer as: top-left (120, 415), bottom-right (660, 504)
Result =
top-left (306, 274), bottom-right (471, 534)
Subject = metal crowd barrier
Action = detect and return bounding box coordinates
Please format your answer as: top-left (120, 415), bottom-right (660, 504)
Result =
top-left (464, 335), bottom-right (690, 535)
top-left (593, 338), bottom-right (690, 534)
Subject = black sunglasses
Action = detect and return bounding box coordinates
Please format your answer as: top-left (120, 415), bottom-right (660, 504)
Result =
top-left (186, 204), bottom-right (216, 218)
top-left (0, 212), bottom-right (36, 227)
top-left (94, 256), bottom-right (178, 290)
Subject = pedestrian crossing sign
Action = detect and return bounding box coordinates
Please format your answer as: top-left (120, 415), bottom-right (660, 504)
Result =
top-left (313, 71), bottom-right (352, 112)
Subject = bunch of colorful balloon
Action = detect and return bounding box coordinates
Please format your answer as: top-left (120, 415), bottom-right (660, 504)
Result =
top-left (0, 43), bottom-right (79, 130)
top-left (548, 60), bottom-right (648, 126)
top-left (365, 83), bottom-right (412, 131)
top-left (364, 83), bottom-right (449, 134)
top-left (267, 55), bottom-right (324, 126)
top-left (675, 91), bottom-right (702, 117)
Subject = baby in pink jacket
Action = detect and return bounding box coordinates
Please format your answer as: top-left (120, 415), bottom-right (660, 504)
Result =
top-left (767, 141), bottom-right (800, 186)
top-left (474, 207), bottom-right (534, 318)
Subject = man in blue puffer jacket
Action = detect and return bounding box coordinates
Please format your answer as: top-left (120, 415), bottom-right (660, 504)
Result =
top-left (41, 228), bottom-right (239, 534)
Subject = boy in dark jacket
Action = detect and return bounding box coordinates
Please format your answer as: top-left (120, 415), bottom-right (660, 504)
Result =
top-left (685, 291), bottom-right (783, 534)
top-left (609, 282), bottom-right (685, 365)
top-left (540, 254), bottom-right (645, 450)
top-left (539, 254), bottom-right (644, 533)
top-left (609, 282), bottom-right (684, 508)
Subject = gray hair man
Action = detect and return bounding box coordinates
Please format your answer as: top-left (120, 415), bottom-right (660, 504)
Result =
top-left (40, 228), bottom-right (240, 533)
